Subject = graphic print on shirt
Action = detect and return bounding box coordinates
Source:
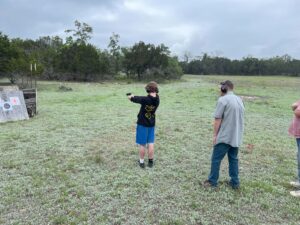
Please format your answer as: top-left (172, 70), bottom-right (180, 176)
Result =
top-left (145, 105), bottom-right (156, 119)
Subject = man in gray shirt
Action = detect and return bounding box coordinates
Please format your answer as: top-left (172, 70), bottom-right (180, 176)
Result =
top-left (203, 80), bottom-right (245, 189)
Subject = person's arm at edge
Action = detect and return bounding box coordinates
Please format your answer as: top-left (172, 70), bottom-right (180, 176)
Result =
top-left (292, 100), bottom-right (300, 111)
top-left (294, 105), bottom-right (300, 117)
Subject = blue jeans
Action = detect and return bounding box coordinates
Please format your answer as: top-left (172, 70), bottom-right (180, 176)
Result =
top-left (297, 138), bottom-right (300, 181)
top-left (208, 143), bottom-right (239, 187)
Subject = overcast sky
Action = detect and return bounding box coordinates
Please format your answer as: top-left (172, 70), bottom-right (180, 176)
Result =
top-left (1, 0), bottom-right (300, 59)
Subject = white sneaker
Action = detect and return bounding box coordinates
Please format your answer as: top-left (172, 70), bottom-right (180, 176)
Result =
top-left (289, 181), bottom-right (300, 188)
top-left (290, 190), bottom-right (300, 197)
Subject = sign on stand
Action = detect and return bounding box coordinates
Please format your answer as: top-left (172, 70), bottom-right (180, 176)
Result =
top-left (0, 90), bottom-right (29, 123)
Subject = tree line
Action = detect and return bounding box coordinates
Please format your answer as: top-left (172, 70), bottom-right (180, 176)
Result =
top-left (0, 20), bottom-right (183, 83)
top-left (1, 20), bottom-right (300, 84)
top-left (180, 53), bottom-right (300, 76)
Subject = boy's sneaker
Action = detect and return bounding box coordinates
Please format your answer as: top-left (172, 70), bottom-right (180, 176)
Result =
top-left (289, 181), bottom-right (300, 188)
top-left (290, 190), bottom-right (300, 197)
top-left (138, 161), bottom-right (145, 168)
top-left (148, 159), bottom-right (154, 168)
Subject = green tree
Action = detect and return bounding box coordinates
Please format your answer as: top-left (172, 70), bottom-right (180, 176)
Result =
top-left (123, 41), bottom-right (152, 80)
top-left (98, 49), bottom-right (112, 77)
top-left (0, 32), bottom-right (12, 77)
top-left (107, 33), bottom-right (121, 75)
top-left (35, 36), bottom-right (63, 79)
top-left (65, 20), bottom-right (93, 45)
top-left (123, 41), bottom-right (182, 80)
top-left (57, 43), bottom-right (101, 81)
top-left (0, 33), bottom-right (30, 83)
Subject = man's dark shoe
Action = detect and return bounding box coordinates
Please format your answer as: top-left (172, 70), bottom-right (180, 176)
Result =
top-left (225, 181), bottom-right (240, 190)
top-left (148, 159), bottom-right (154, 168)
top-left (202, 180), bottom-right (217, 188)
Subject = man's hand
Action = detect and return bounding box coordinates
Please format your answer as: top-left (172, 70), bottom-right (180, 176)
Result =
top-left (213, 135), bottom-right (217, 145)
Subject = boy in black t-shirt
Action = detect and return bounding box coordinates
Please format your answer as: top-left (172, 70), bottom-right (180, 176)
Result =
top-left (128, 81), bottom-right (160, 168)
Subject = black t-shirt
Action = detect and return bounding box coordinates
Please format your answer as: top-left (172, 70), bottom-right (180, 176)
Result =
top-left (131, 95), bottom-right (160, 127)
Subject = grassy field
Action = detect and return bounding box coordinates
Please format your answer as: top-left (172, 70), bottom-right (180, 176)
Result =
top-left (1, 75), bottom-right (300, 225)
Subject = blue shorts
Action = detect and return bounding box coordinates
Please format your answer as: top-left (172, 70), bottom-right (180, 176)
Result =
top-left (136, 125), bottom-right (155, 145)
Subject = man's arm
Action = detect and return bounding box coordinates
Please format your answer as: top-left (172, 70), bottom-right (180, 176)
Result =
top-left (213, 99), bottom-right (225, 145)
top-left (213, 118), bottom-right (222, 145)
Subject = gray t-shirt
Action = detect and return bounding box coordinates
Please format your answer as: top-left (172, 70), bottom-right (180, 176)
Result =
top-left (214, 91), bottom-right (244, 147)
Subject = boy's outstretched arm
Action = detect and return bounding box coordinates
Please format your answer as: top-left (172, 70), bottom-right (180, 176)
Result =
top-left (130, 96), bottom-right (145, 104)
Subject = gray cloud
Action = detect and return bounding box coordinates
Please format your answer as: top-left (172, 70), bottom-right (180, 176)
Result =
top-left (1, 0), bottom-right (300, 59)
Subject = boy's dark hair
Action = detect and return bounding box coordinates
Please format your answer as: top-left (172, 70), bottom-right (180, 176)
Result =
top-left (145, 81), bottom-right (159, 93)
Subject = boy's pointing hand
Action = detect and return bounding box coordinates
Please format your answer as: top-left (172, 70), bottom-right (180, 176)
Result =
top-left (127, 94), bottom-right (134, 100)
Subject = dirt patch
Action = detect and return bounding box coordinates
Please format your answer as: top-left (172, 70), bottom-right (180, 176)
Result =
top-left (240, 95), bottom-right (262, 101)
